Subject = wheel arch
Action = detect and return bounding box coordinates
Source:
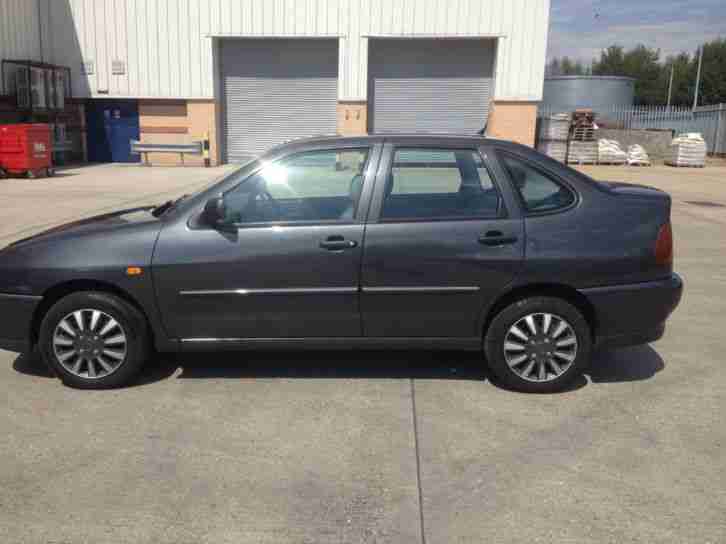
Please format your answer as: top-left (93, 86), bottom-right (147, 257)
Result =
top-left (481, 283), bottom-right (597, 342)
top-left (30, 279), bottom-right (154, 347)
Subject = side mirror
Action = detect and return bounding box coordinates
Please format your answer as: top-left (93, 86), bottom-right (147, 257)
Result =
top-left (202, 196), bottom-right (226, 226)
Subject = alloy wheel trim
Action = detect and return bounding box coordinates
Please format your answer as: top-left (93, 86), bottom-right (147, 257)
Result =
top-left (52, 309), bottom-right (128, 380)
top-left (503, 312), bottom-right (578, 383)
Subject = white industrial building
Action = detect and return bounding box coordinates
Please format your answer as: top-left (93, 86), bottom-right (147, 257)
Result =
top-left (0, 0), bottom-right (550, 165)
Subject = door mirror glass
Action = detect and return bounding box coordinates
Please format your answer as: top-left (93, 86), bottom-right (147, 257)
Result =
top-left (202, 197), bottom-right (226, 226)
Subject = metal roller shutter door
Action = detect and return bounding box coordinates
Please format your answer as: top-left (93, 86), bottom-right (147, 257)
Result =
top-left (221, 39), bottom-right (338, 163)
top-left (369, 39), bottom-right (495, 134)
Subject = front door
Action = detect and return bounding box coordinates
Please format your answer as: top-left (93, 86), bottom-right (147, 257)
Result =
top-left (153, 145), bottom-right (379, 340)
top-left (361, 143), bottom-right (524, 338)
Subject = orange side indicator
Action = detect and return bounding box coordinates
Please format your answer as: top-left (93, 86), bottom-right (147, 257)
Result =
top-left (126, 266), bottom-right (143, 276)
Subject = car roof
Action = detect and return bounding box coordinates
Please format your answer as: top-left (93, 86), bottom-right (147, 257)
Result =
top-left (267, 133), bottom-right (528, 154)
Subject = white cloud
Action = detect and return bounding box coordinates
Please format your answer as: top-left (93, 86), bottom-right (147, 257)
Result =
top-left (548, 19), bottom-right (726, 62)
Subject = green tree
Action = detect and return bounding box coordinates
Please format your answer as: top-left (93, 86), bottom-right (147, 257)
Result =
top-left (558, 57), bottom-right (587, 75)
top-left (560, 57), bottom-right (574, 74)
top-left (696, 38), bottom-right (726, 106)
top-left (546, 57), bottom-right (562, 76)
top-left (546, 57), bottom-right (589, 76)
top-left (592, 44), bottom-right (662, 104)
top-left (592, 46), bottom-right (626, 75)
top-left (584, 38), bottom-right (726, 106)
top-left (558, 39), bottom-right (726, 106)
top-left (623, 45), bottom-right (662, 105)
top-left (661, 52), bottom-right (693, 106)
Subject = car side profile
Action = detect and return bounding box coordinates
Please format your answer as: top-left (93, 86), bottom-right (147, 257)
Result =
top-left (0, 135), bottom-right (682, 392)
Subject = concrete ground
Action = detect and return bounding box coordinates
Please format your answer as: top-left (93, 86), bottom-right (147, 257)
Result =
top-left (1, 162), bottom-right (725, 543)
top-left (0, 163), bottom-right (238, 247)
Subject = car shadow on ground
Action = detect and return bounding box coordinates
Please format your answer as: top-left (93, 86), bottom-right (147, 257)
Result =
top-left (13, 344), bottom-right (665, 392)
top-left (587, 345), bottom-right (665, 383)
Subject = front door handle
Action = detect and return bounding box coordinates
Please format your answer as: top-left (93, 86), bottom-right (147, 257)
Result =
top-left (478, 230), bottom-right (518, 246)
top-left (320, 236), bottom-right (358, 251)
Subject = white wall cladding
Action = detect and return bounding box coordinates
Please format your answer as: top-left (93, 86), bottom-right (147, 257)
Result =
top-left (0, 0), bottom-right (43, 65)
top-left (30, 0), bottom-right (548, 101)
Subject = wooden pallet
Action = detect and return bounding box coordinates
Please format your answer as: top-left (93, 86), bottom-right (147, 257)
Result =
top-left (570, 109), bottom-right (597, 143)
top-left (570, 131), bottom-right (595, 142)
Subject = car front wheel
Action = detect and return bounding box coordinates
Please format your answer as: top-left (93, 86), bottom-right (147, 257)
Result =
top-left (39, 291), bottom-right (150, 389)
top-left (484, 296), bottom-right (592, 393)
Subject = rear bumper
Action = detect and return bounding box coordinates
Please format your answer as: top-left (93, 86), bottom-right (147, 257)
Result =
top-left (0, 293), bottom-right (41, 353)
top-left (580, 273), bottom-right (683, 349)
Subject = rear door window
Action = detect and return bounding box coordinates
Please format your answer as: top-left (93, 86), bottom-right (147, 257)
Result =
top-left (381, 148), bottom-right (502, 220)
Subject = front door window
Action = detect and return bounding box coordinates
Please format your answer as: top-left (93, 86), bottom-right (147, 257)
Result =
top-left (222, 148), bottom-right (370, 224)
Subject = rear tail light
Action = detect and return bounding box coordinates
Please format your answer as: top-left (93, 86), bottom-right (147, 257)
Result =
top-left (655, 222), bottom-right (673, 265)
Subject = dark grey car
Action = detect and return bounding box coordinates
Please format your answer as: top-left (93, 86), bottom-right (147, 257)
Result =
top-left (0, 135), bottom-right (682, 392)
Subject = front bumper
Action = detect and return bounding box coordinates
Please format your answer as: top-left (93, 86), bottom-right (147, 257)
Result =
top-left (580, 273), bottom-right (683, 349)
top-left (0, 293), bottom-right (41, 353)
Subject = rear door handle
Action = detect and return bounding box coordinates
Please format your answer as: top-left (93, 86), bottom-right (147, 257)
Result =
top-left (320, 236), bottom-right (358, 251)
top-left (478, 231), bottom-right (518, 246)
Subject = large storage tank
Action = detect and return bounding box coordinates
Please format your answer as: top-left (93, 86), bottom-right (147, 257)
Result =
top-left (542, 76), bottom-right (635, 112)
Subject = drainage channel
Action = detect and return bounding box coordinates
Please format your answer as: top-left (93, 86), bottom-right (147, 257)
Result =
top-left (685, 201), bottom-right (726, 208)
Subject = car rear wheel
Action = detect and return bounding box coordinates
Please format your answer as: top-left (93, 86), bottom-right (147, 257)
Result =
top-left (39, 291), bottom-right (150, 389)
top-left (484, 297), bottom-right (592, 393)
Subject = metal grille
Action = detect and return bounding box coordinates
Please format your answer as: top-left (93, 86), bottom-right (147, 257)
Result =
top-left (369, 39), bottom-right (495, 134)
top-left (220, 39), bottom-right (339, 163)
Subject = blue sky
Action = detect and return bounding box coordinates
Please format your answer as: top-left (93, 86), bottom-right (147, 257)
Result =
top-left (548, 0), bottom-right (726, 62)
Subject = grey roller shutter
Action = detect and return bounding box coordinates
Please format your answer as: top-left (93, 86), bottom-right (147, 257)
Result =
top-left (369, 39), bottom-right (495, 134)
top-left (221, 39), bottom-right (338, 163)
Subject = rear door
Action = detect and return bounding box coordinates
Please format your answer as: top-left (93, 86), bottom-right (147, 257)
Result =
top-left (360, 140), bottom-right (524, 338)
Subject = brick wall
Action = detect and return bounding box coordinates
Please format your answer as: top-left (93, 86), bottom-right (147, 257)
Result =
top-left (486, 101), bottom-right (538, 147)
top-left (134, 97), bottom-right (538, 166)
top-left (337, 102), bottom-right (367, 136)
top-left (138, 99), bottom-right (218, 165)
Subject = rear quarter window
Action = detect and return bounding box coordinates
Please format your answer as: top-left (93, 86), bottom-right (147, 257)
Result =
top-left (499, 152), bottom-right (576, 214)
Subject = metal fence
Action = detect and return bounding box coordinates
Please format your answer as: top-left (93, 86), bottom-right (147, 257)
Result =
top-left (538, 104), bottom-right (726, 155)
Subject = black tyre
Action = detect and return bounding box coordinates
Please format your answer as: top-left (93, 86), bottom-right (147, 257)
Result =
top-left (484, 297), bottom-right (592, 393)
top-left (38, 291), bottom-right (150, 389)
